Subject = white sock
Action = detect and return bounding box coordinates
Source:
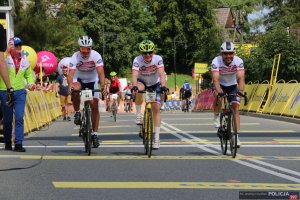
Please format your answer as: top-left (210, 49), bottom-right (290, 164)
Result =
top-left (155, 127), bottom-right (160, 140)
top-left (136, 105), bottom-right (141, 114)
top-left (92, 132), bottom-right (98, 136)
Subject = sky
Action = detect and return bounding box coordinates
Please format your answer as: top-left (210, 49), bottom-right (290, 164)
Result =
top-left (247, 7), bottom-right (271, 33)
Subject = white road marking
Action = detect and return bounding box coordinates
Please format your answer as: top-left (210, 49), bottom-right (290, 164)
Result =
top-left (161, 121), bottom-right (300, 183)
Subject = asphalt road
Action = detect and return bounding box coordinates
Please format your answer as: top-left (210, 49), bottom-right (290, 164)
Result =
top-left (0, 110), bottom-right (300, 200)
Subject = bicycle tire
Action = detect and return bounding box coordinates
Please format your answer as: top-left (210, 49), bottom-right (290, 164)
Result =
top-left (112, 100), bottom-right (117, 122)
top-left (147, 108), bottom-right (154, 158)
top-left (219, 113), bottom-right (228, 155)
top-left (230, 108), bottom-right (238, 158)
top-left (143, 109), bottom-right (149, 155)
top-left (186, 98), bottom-right (189, 112)
top-left (85, 106), bottom-right (92, 156)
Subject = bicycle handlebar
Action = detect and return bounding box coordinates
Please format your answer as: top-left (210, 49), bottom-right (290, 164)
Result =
top-left (215, 92), bottom-right (248, 106)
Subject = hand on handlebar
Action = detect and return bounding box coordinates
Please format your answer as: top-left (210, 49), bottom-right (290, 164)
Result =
top-left (217, 92), bottom-right (225, 98)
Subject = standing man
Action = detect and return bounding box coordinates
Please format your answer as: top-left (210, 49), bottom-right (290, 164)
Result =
top-left (131, 39), bottom-right (168, 150)
top-left (67, 36), bottom-right (105, 148)
top-left (180, 80), bottom-right (192, 111)
top-left (0, 37), bottom-right (34, 152)
top-left (55, 65), bottom-right (72, 121)
top-left (0, 24), bottom-right (13, 106)
top-left (211, 41), bottom-right (245, 147)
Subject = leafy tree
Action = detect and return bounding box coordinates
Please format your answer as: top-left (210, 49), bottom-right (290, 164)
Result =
top-left (243, 25), bottom-right (300, 82)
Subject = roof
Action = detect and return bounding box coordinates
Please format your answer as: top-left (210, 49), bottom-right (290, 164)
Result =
top-left (213, 7), bottom-right (235, 29)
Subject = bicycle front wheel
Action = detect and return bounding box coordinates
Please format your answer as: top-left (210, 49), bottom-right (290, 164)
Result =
top-left (85, 107), bottom-right (92, 156)
top-left (219, 113), bottom-right (228, 155)
top-left (146, 108), bottom-right (154, 158)
top-left (112, 100), bottom-right (117, 122)
top-left (229, 108), bottom-right (238, 158)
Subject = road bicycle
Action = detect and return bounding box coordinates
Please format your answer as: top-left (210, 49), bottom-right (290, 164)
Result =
top-left (124, 95), bottom-right (132, 113)
top-left (73, 88), bottom-right (102, 156)
top-left (216, 92), bottom-right (248, 158)
top-left (137, 89), bottom-right (161, 158)
top-left (110, 94), bottom-right (118, 122)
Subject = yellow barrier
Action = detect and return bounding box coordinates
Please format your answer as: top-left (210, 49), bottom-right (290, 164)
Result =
top-left (248, 84), bottom-right (269, 112)
top-left (272, 81), bottom-right (298, 115)
top-left (283, 84), bottom-right (300, 117)
top-left (263, 82), bottom-right (285, 114)
top-left (24, 91), bottom-right (62, 134)
top-left (240, 83), bottom-right (259, 111)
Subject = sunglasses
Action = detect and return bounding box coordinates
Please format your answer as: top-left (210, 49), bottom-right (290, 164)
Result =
top-left (222, 52), bottom-right (234, 56)
top-left (80, 47), bottom-right (91, 53)
top-left (142, 51), bottom-right (153, 55)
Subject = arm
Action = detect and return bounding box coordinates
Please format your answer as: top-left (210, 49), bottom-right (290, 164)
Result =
top-left (0, 52), bottom-right (11, 88)
top-left (212, 71), bottom-right (222, 94)
top-left (158, 67), bottom-right (166, 87)
top-left (132, 70), bottom-right (139, 87)
top-left (237, 70), bottom-right (245, 93)
top-left (67, 68), bottom-right (75, 89)
top-left (96, 66), bottom-right (105, 89)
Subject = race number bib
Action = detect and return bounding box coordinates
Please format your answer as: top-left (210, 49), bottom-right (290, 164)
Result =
top-left (145, 91), bottom-right (156, 103)
top-left (80, 90), bottom-right (93, 102)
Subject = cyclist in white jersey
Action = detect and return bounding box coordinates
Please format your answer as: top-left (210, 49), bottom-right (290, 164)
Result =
top-left (67, 36), bottom-right (106, 148)
top-left (131, 40), bottom-right (168, 150)
top-left (211, 41), bottom-right (245, 147)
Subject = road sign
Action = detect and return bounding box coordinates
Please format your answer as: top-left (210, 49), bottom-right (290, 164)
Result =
top-left (194, 63), bottom-right (208, 74)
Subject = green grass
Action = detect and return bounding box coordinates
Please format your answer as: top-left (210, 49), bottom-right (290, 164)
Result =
top-left (166, 73), bottom-right (195, 92)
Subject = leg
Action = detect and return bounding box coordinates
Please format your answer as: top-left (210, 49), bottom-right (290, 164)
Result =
top-left (0, 91), bottom-right (13, 145)
top-left (13, 90), bottom-right (26, 145)
top-left (135, 82), bottom-right (145, 124)
top-left (72, 82), bottom-right (82, 125)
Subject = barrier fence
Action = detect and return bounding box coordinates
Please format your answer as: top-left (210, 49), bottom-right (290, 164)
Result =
top-left (192, 81), bottom-right (300, 118)
top-left (24, 91), bottom-right (61, 134)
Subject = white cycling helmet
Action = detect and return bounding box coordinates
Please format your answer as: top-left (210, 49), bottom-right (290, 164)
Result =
top-left (78, 36), bottom-right (93, 47)
top-left (220, 41), bottom-right (235, 52)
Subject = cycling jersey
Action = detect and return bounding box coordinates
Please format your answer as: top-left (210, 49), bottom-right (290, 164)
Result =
top-left (69, 50), bottom-right (104, 83)
top-left (123, 85), bottom-right (132, 95)
top-left (109, 79), bottom-right (121, 94)
top-left (211, 55), bottom-right (244, 86)
top-left (132, 54), bottom-right (164, 87)
top-left (183, 83), bottom-right (191, 91)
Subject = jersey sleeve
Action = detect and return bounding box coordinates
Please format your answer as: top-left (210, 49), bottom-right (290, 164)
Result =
top-left (156, 55), bottom-right (164, 69)
top-left (69, 53), bottom-right (77, 70)
top-left (235, 56), bottom-right (245, 71)
top-left (93, 51), bottom-right (104, 68)
top-left (211, 57), bottom-right (219, 72)
top-left (132, 57), bottom-right (140, 71)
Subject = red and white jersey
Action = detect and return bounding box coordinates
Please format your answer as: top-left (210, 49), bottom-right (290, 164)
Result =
top-left (132, 54), bottom-right (164, 87)
top-left (69, 50), bottom-right (104, 83)
top-left (211, 55), bottom-right (244, 86)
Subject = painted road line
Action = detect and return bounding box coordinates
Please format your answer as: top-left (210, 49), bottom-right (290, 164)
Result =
top-left (18, 155), bottom-right (300, 160)
top-left (52, 182), bottom-right (300, 190)
top-left (165, 123), bottom-right (260, 126)
top-left (274, 139), bottom-right (300, 141)
top-left (161, 122), bottom-right (300, 183)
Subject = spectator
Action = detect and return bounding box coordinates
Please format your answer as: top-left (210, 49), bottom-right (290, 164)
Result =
top-left (42, 76), bottom-right (54, 92)
top-left (55, 65), bottom-right (72, 121)
top-left (0, 37), bottom-right (34, 152)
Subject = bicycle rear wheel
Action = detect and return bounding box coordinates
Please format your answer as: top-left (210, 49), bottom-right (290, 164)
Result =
top-left (186, 98), bottom-right (189, 112)
top-left (219, 113), bottom-right (228, 155)
top-left (229, 109), bottom-right (238, 158)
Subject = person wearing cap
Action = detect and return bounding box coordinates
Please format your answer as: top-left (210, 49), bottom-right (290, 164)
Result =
top-left (0, 24), bottom-right (13, 106)
top-left (55, 65), bottom-right (72, 121)
top-left (0, 36), bottom-right (34, 152)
